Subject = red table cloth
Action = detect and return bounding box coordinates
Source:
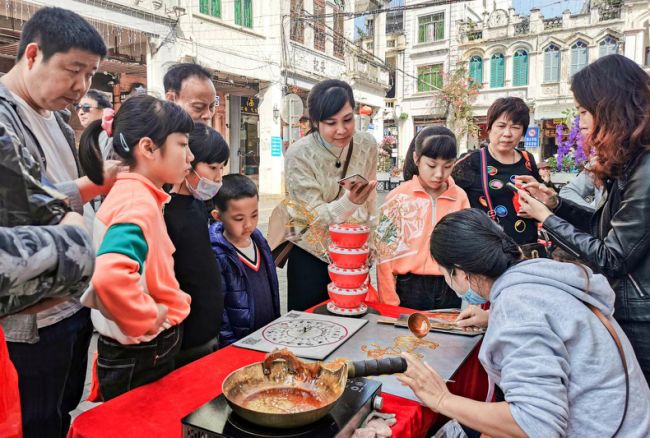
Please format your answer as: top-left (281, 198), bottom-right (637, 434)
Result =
top-left (69, 301), bottom-right (488, 438)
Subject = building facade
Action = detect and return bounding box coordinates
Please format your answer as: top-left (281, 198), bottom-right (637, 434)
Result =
top-left (455, 0), bottom-right (650, 161)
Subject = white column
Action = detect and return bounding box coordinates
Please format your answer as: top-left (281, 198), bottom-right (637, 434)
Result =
top-left (258, 83), bottom-right (284, 195)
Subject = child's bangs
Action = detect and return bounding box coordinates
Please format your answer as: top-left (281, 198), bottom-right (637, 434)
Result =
top-left (421, 135), bottom-right (457, 161)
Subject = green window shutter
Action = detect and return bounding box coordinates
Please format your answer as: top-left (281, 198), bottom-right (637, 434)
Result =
top-left (97, 223), bottom-right (149, 275)
top-left (244, 0), bottom-right (252, 28)
top-left (235, 0), bottom-right (242, 25)
top-left (551, 51), bottom-right (560, 81)
top-left (437, 21), bottom-right (444, 40)
top-left (497, 57), bottom-right (504, 87)
top-left (200, 0), bottom-right (208, 14)
top-left (469, 56), bottom-right (482, 84)
top-left (513, 51), bottom-right (527, 86)
top-left (491, 54), bottom-right (504, 88)
top-left (544, 50), bottom-right (551, 82)
top-left (418, 23), bottom-right (425, 43)
top-left (211, 0), bottom-right (220, 17)
top-left (570, 46), bottom-right (579, 76)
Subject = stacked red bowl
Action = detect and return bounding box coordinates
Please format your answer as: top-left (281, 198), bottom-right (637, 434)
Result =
top-left (327, 224), bottom-right (370, 311)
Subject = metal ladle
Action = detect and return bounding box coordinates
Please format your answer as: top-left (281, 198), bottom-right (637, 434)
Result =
top-left (407, 312), bottom-right (432, 338)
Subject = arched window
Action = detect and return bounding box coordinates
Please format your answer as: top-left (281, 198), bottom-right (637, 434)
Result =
top-left (599, 37), bottom-right (618, 57)
top-left (544, 44), bottom-right (561, 82)
top-left (490, 53), bottom-right (504, 88)
top-left (571, 41), bottom-right (588, 76)
top-left (469, 55), bottom-right (483, 85)
top-left (512, 50), bottom-right (528, 86)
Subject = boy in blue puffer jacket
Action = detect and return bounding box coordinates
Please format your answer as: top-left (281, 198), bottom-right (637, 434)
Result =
top-left (209, 174), bottom-right (280, 347)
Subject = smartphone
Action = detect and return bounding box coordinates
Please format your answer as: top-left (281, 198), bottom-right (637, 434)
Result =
top-left (338, 174), bottom-right (369, 191)
top-left (505, 182), bottom-right (521, 193)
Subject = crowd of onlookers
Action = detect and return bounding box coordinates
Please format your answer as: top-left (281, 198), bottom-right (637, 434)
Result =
top-left (2, 5), bottom-right (650, 438)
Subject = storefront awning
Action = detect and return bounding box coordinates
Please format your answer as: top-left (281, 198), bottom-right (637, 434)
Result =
top-left (0, 42), bottom-right (146, 77)
top-left (534, 104), bottom-right (573, 121)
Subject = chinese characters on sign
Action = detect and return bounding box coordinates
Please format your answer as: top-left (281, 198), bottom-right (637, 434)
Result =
top-left (271, 136), bottom-right (282, 157)
top-left (241, 98), bottom-right (259, 114)
top-left (524, 127), bottom-right (539, 148)
top-left (313, 57), bottom-right (326, 75)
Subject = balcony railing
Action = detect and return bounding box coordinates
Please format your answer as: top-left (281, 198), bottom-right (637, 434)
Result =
top-left (543, 17), bottom-right (562, 30)
top-left (600, 6), bottom-right (622, 21)
top-left (514, 20), bottom-right (529, 35)
top-left (347, 56), bottom-right (390, 89)
top-left (467, 30), bottom-right (483, 41)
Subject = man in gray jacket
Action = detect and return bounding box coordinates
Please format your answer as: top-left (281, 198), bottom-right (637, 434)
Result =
top-left (0, 7), bottom-right (110, 438)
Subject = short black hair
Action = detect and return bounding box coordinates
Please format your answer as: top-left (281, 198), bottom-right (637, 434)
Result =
top-left (403, 126), bottom-right (457, 181)
top-left (164, 63), bottom-right (212, 94)
top-left (190, 123), bottom-right (230, 167)
top-left (18, 7), bottom-right (107, 62)
top-left (486, 97), bottom-right (530, 133)
top-left (85, 90), bottom-right (112, 109)
top-left (213, 174), bottom-right (258, 212)
top-left (307, 79), bottom-right (355, 134)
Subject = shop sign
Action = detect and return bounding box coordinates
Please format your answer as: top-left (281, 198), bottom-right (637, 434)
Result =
top-left (215, 95), bottom-right (220, 107)
top-left (524, 127), bottom-right (539, 148)
top-left (241, 98), bottom-right (259, 114)
top-left (271, 136), bottom-right (282, 157)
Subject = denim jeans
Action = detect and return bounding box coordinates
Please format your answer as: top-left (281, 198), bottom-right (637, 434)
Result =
top-left (395, 273), bottom-right (461, 311)
top-left (97, 324), bottom-right (183, 402)
top-left (7, 307), bottom-right (93, 438)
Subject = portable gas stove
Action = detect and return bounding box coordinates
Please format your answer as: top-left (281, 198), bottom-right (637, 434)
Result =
top-left (181, 378), bottom-right (383, 438)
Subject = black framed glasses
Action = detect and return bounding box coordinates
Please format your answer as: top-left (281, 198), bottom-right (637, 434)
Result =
top-left (75, 104), bottom-right (99, 113)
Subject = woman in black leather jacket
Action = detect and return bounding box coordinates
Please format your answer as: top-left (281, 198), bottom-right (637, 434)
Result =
top-left (516, 54), bottom-right (650, 383)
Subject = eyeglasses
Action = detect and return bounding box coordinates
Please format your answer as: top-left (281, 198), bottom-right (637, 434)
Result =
top-left (75, 104), bottom-right (99, 113)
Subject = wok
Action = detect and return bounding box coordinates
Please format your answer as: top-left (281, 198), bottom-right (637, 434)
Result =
top-left (222, 348), bottom-right (407, 429)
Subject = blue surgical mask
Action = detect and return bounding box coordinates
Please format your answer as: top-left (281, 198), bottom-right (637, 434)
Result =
top-left (185, 169), bottom-right (222, 201)
top-left (450, 269), bottom-right (488, 305)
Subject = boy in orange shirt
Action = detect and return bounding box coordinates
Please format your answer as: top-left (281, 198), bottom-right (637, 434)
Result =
top-left (377, 127), bottom-right (470, 309)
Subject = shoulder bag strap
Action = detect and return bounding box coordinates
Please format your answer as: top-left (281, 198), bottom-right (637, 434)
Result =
top-left (479, 148), bottom-right (497, 221)
top-left (335, 139), bottom-right (355, 201)
top-left (585, 302), bottom-right (629, 437)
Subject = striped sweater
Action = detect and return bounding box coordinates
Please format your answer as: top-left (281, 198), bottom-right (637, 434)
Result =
top-left (81, 173), bottom-right (191, 344)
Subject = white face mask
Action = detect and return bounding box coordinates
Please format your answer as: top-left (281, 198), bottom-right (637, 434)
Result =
top-left (185, 169), bottom-right (222, 201)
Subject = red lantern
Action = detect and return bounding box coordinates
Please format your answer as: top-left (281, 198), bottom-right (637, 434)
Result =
top-left (359, 105), bottom-right (372, 115)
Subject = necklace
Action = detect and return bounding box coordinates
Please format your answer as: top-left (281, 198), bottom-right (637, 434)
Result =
top-left (317, 133), bottom-right (345, 168)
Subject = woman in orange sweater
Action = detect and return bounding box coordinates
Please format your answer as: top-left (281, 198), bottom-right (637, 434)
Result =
top-left (377, 127), bottom-right (470, 309)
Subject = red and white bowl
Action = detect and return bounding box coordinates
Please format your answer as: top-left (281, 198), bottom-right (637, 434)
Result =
top-left (329, 224), bottom-right (370, 249)
top-left (328, 282), bottom-right (368, 308)
top-left (328, 264), bottom-right (369, 289)
top-left (329, 244), bottom-right (369, 269)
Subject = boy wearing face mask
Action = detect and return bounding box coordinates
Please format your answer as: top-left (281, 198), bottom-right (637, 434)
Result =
top-left (165, 123), bottom-right (229, 368)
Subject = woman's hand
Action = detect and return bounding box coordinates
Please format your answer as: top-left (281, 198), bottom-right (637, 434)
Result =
top-left (348, 180), bottom-right (377, 205)
top-left (456, 306), bottom-right (489, 331)
top-left (517, 189), bottom-right (553, 223)
top-left (396, 353), bottom-right (451, 412)
top-left (516, 175), bottom-right (559, 209)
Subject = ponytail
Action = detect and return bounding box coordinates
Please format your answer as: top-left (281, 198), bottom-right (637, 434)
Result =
top-left (79, 120), bottom-right (106, 185)
top-left (403, 126), bottom-right (457, 182)
top-left (403, 135), bottom-right (418, 181)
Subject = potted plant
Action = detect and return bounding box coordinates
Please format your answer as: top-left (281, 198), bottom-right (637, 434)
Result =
top-left (377, 147), bottom-right (392, 182)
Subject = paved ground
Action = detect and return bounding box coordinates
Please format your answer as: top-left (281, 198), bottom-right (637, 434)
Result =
top-left (71, 191), bottom-right (389, 420)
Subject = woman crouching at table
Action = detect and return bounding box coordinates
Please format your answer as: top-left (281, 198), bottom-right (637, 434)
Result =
top-left (398, 209), bottom-right (650, 437)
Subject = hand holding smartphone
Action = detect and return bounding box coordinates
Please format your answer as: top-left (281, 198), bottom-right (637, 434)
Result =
top-left (338, 173), bottom-right (369, 191)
